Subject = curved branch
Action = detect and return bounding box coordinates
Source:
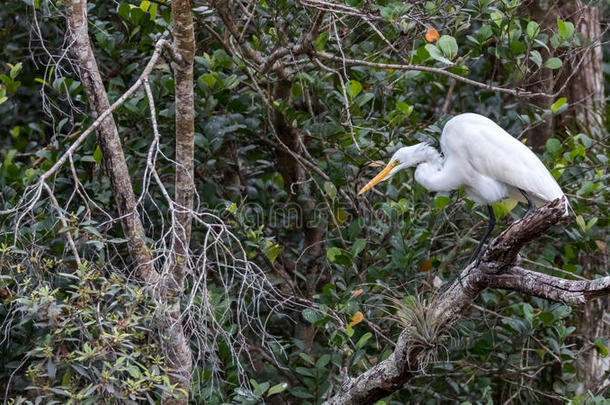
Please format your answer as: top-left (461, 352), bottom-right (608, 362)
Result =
top-left (324, 198), bottom-right (610, 404)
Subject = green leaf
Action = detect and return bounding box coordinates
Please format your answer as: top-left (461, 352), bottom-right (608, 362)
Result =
top-left (327, 247), bottom-right (352, 266)
top-left (575, 215), bottom-right (586, 232)
top-left (477, 25), bottom-right (493, 41)
top-left (492, 199), bottom-right (518, 219)
top-left (316, 354), bottom-right (331, 369)
top-left (425, 44), bottom-right (453, 65)
top-left (200, 73), bottom-right (217, 88)
top-left (4, 149), bottom-right (16, 166)
top-left (553, 305), bottom-right (571, 319)
top-left (395, 101), bottom-right (413, 116)
top-left (327, 247), bottom-right (341, 263)
top-left (356, 92), bottom-right (374, 107)
top-left (118, 3), bottom-right (133, 19)
top-left (433, 195), bottom-right (450, 209)
top-left (557, 19), bottom-right (574, 39)
top-left (223, 75), bottom-right (240, 90)
top-left (352, 238), bottom-right (366, 256)
top-left (356, 332), bottom-right (372, 349)
top-left (586, 217), bottom-right (597, 231)
top-left (545, 57), bottom-right (562, 69)
top-left (538, 311), bottom-right (554, 325)
top-left (290, 387), bottom-right (313, 399)
top-left (324, 181), bottom-right (337, 200)
top-left (226, 202), bottom-right (237, 214)
top-left (267, 383), bottom-right (288, 397)
top-left (314, 31), bottom-right (328, 51)
top-left (9, 63), bottom-right (22, 80)
top-left (139, 0), bottom-right (150, 11)
top-left (265, 243), bottom-right (284, 264)
top-left (510, 40), bottom-right (525, 55)
top-left (551, 97), bottom-right (567, 114)
top-left (302, 308), bottom-right (322, 323)
top-left (295, 366), bottom-right (315, 377)
top-left (299, 353), bottom-right (315, 365)
top-left (348, 80), bottom-right (362, 99)
top-left (527, 21), bottom-right (540, 39)
top-left (546, 138), bottom-right (561, 155)
top-left (490, 11), bottom-right (503, 27)
top-left (437, 35), bottom-right (458, 58)
top-left (93, 145), bottom-right (102, 165)
top-left (149, 3), bottom-right (158, 19)
top-left (530, 50), bottom-right (542, 67)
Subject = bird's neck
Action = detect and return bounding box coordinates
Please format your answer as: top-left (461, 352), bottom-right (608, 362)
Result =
top-left (415, 144), bottom-right (443, 167)
top-left (413, 145), bottom-right (453, 192)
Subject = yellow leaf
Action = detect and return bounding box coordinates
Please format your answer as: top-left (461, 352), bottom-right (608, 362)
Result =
top-left (349, 311), bottom-right (364, 326)
top-left (419, 260), bottom-right (432, 272)
top-left (425, 28), bottom-right (440, 42)
top-left (595, 240), bottom-right (607, 253)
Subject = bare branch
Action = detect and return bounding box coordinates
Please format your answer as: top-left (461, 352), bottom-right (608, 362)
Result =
top-left (42, 182), bottom-right (82, 267)
top-left (314, 51), bottom-right (550, 99)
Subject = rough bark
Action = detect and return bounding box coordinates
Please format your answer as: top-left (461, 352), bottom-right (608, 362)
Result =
top-left (323, 198), bottom-right (610, 404)
top-left (164, 1), bottom-right (196, 403)
top-left (523, 0), bottom-right (605, 151)
top-left (555, 1), bottom-right (605, 135)
top-left (65, 0), bottom-right (157, 282)
top-left (576, 250), bottom-right (610, 393)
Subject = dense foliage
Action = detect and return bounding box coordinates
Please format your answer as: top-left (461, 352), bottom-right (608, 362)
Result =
top-left (0, 0), bottom-right (608, 404)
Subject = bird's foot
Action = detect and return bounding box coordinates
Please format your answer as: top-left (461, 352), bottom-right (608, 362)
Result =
top-left (524, 206), bottom-right (536, 218)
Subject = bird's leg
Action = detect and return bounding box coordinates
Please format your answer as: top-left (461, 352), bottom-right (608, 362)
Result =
top-left (468, 205), bottom-right (496, 265)
top-left (519, 189), bottom-right (537, 217)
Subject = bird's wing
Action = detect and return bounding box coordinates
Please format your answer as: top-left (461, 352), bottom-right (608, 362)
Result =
top-left (441, 114), bottom-right (564, 203)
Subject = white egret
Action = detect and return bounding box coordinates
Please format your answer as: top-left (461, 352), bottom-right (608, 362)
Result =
top-left (358, 113), bottom-right (567, 262)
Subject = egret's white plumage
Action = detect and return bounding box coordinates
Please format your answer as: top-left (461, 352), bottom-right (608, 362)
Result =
top-left (361, 113), bottom-right (566, 210)
top-left (358, 112), bottom-right (568, 262)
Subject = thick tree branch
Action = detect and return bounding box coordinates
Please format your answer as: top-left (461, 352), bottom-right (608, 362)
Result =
top-left (487, 266), bottom-right (610, 305)
top-left (324, 198), bottom-right (610, 404)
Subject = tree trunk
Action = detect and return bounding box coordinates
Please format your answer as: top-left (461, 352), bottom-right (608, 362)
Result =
top-left (577, 251), bottom-right (610, 393)
top-left (65, 0), bottom-right (157, 282)
top-left (555, 1), bottom-right (605, 135)
top-left (164, 0), bottom-right (196, 403)
top-left (540, 0), bottom-right (607, 391)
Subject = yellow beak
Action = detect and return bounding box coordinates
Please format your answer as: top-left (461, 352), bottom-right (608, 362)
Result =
top-left (358, 160), bottom-right (399, 195)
